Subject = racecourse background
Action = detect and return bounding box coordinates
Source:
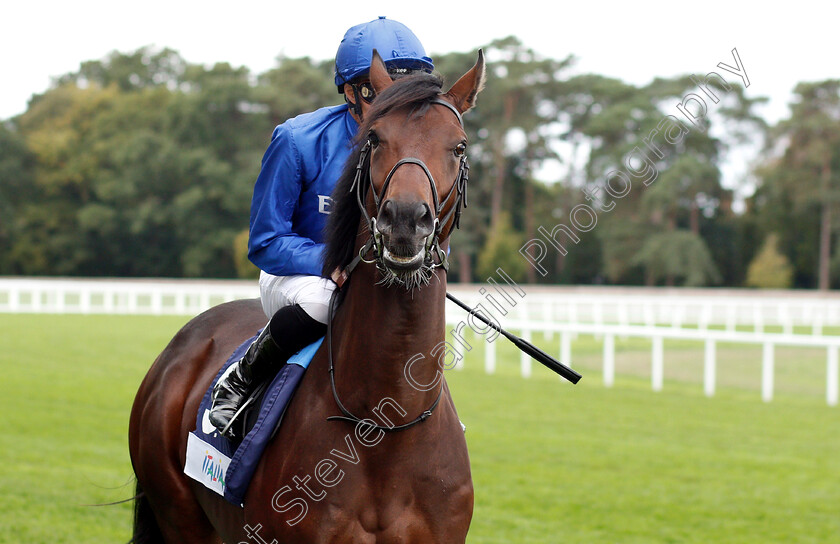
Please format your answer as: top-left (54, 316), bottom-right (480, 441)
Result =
top-left (2, 308), bottom-right (838, 543)
top-left (3, 281), bottom-right (839, 542)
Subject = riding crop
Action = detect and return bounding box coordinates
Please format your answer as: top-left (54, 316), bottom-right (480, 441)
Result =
top-left (445, 292), bottom-right (582, 384)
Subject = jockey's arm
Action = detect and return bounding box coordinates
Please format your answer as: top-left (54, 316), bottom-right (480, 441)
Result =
top-left (248, 123), bottom-right (325, 277)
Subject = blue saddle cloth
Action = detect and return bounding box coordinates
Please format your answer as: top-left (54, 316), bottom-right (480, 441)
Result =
top-left (184, 332), bottom-right (323, 506)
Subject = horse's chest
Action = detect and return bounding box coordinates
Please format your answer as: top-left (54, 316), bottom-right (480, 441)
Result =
top-left (247, 436), bottom-right (472, 543)
top-left (294, 476), bottom-right (470, 543)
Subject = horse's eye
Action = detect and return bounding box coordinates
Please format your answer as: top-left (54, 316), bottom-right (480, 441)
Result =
top-left (368, 131), bottom-right (380, 148)
top-left (454, 141), bottom-right (467, 157)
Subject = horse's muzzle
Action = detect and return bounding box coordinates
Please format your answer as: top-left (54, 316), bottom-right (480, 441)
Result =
top-left (375, 199), bottom-right (434, 271)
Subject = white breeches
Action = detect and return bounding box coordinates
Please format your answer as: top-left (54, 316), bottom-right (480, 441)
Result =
top-left (258, 271), bottom-right (337, 324)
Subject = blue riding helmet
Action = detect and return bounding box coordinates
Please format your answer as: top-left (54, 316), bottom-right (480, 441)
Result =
top-left (335, 16), bottom-right (434, 91)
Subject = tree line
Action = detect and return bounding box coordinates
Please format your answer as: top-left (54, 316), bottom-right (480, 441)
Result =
top-left (1, 39), bottom-right (837, 289)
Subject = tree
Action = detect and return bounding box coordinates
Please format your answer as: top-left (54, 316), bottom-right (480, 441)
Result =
top-left (12, 84), bottom-right (123, 275)
top-left (12, 50), bottom-right (270, 277)
top-left (434, 50), bottom-right (490, 283)
top-left (631, 230), bottom-right (721, 287)
top-left (2, 42), bottom-right (779, 287)
top-left (476, 212), bottom-right (528, 282)
top-left (255, 56), bottom-right (337, 124)
top-left (758, 80), bottom-right (840, 290)
top-left (435, 40), bottom-right (575, 283)
top-left (473, 38), bottom-right (573, 232)
top-left (53, 46), bottom-right (187, 92)
top-left (564, 71), bottom-right (764, 285)
top-left (233, 229), bottom-right (259, 279)
top-left (746, 234), bottom-right (793, 288)
top-left (0, 122), bottom-right (35, 273)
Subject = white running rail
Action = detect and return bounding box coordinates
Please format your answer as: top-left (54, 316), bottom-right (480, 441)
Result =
top-left (2, 278), bottom-right (837, 405)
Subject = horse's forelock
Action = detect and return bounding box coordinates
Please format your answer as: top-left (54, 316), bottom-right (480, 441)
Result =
top-left (321, 73), bottom-right (445, 278)
top-left (356, 73), bottom-right (444, 139)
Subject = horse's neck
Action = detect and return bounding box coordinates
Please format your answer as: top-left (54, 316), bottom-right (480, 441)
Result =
top-left (329, 266), bottom-right (447, 419)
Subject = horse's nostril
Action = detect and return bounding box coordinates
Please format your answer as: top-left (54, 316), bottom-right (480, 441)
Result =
top-left (378, 200), bottom-right (395, 231)
top-left (415, 202), bottom-right (432, 223)
top-left (378, 200), bottom-right (435, 240)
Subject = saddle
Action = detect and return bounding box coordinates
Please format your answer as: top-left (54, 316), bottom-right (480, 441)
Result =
top-left (184, 334), bottom-right (323, 506)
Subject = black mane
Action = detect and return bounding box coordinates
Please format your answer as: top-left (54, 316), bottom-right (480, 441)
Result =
top-left (321, 72), bottom-right (445, 278)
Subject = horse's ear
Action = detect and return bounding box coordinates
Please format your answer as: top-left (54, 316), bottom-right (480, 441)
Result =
top-left (443, 49), bottom-right (486, 114)
top-left (369, 49), bottom-right (393, 94)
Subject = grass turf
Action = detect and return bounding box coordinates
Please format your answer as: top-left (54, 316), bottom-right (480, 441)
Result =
top-left (1, 314), bottom-right (838, 543)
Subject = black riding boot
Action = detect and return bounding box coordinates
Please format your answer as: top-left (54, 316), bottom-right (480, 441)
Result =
top-left (208, 303), bottom-right (327, 438)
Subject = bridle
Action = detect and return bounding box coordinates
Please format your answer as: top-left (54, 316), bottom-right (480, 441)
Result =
top-left (334, 97), bottom-right (469, 289)
top-left (327, 97), bottom-right (470, 432)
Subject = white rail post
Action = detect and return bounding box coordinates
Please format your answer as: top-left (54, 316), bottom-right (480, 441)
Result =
top-left (603, 334), bottom-right (615, 387)
top-left (652, 336), bottom-right (664, 392)
top-left (699, 303), bottom-right (711, 332)
top-left (520, 329), bottom-right (532, 378)
top-left (56, 288), bottom-right (66, 313)
top-left (32, 285), bottom-right (42, 312)
top-left (103, 288), bottom-right (113, 313)
top-left (618, 304), bottom-right (629, 328)
top-left (484, 337), bottom-right (496, 375)
top-left (704, 338), bottom-right (716, 397)
top-left (814, 310), bottom-right (824, 337)
top-left (828, 346), bottom-right (838, 407)
top-left (762, 342), bottom-right (774, 403)
top-left (9, 285), bottom-right (20, 312)
top-left (753, 303), bottom-right (763, 334)
top-left (152, 291), bottom-right (163, 315)
top-left (782, 304), bottom-right (793, 335)
top-left (725, 304), bottom-right (736, 332)
top-left (542, 299), bottom-right (554, 341)
top-left (670, 304), bottom-right (681, 329)
top-left (644, 304), bottom-right (654, 327)
top-left (560, 331), bottom-right (572, 372)
top-left (594, 302), bottom-right (603, 339)
top-left (802, 303), bottom-right (811, 328)
top-left (80, 285), bottom-right (92, 314)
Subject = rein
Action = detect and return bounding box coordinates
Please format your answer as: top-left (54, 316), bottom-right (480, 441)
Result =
top-left (326, 97), bottom-right (468, 431)
top-left (325, 288), bottom-right (442, 432)
top-left (334, 98), bottom-right (469, 289)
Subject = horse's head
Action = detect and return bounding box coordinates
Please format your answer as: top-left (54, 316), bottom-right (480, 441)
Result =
top-left (345, 50), bottom-right (485, 289)
top-left (323, 50), bottom-right (485, 290)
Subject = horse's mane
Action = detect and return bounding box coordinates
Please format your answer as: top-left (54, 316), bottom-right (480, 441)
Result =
top-left (321, 72), bottom-right (445, 278)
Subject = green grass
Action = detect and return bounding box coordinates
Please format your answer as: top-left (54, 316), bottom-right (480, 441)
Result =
top-left (0, 314), bottom-right (190, 543)
top-left (2, 314), bottom-right (838, 543)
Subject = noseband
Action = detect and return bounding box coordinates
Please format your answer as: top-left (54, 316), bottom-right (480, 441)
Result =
top-left (335, 98), bottom-right (469, 288)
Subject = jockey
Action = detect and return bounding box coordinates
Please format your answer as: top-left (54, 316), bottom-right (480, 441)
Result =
top-left (209, 17), bottom-right (435, 437)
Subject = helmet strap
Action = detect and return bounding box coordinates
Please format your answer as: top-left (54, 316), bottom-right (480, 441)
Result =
top-left (346, 85), bottom-right (364, 121)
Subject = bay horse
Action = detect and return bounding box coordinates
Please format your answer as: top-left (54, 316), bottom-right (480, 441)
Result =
top-left (129, 50), bottom-right (486, 543)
